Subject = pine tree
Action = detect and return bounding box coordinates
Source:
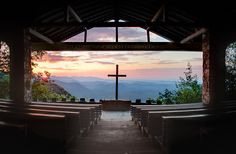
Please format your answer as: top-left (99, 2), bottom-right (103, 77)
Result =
top-left (175, 62), bottom-right (202, 103)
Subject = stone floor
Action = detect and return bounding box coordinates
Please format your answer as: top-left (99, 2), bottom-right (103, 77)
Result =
top-left (68, 111), bottom-right (160, 154)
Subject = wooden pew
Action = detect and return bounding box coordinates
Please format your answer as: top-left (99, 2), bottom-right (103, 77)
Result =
top-left (0, 108), bottom-right (68, 154)
top-left (27, 104), bottom-right (94, 133)
top-left (140, 103), bottom-right (236, 136)
top-left (1, 100), bottom-right (100, 116)
top-left (133, 102), bottom-right (236, 129)
top-left (131, 103), bottom-right (203, 119)
top-left (131, 103), bottom-right (203, 121)
top-left (146, 108), bottom-right (209, 138)
top-left (0, 101), bottom-right (93, 130)
top-left (132, 103), bottom-right (205, 127)
top-left (31, 101), bottom-right (102, 122)
top-left (160, 111), bottom-right (236, 154)
top-left (0, 120), bottom-right (26, 153)
top-left (141, 102), bottom-right (236, 130)
top-left (0, 104), bottom-right (81, 137)
top-left (0, 101), bottom-right (95, 134)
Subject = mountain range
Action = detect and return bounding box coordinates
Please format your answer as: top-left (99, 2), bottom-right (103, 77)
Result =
top-left (51, 76), bottom-right (177, 102)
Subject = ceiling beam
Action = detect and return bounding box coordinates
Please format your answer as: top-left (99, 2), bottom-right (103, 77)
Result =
top-left (32, 42), bottom-right (201, 51)
top-left (29, 21), bottom-right (202, 28)
top-left (67, 5), bottom-right (83, 22)
top-left (180, 28), bottom-right (207, 43)
top-left (29, 28), bottom-right (54, 44)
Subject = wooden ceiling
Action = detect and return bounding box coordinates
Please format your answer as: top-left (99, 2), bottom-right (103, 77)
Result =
top-left (1, 0), bottom-right (235, 43)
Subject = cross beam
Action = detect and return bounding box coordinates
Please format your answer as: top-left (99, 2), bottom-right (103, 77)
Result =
top-left (29, 21), bottom-right (203, 28)
top-left (180, 28), bottom-right (207, 43)
top-left (32, 42), bottom-right (202, 51)
top-left (108, 65), bottom-right (126, 100)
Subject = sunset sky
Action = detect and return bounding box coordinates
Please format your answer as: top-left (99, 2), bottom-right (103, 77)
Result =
top-left (33, 27), bottom-right (202, 80)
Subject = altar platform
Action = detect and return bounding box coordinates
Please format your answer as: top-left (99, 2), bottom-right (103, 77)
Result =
top-left (101, 100), bottom-right (131, 111)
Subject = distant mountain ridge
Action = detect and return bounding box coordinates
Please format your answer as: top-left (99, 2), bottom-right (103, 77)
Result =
top-left (45, 82), bottom-right (72, 97)
top-left (51, 76), bottom-right (176, 102)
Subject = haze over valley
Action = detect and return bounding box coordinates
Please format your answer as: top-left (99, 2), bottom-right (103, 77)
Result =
top-left (52, 76), bottom-right (177, 102)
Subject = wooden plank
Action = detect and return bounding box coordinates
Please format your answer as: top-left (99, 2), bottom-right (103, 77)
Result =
top-left (32, 42), bottom-right (201, 51)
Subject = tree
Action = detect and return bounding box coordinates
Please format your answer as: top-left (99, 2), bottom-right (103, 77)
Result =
top-left (225, 42), bottom-right (236, 100)
top-left (0, 43), bottom-right (74, 100)
top-left (157, 62), bottom-right (202, 104)
top-left (0, 73), bottom-right (9, 99)
top-left (158, 89), bottom-right (176, 104)
top-left (0, 41), bottom-right (10, 73)
top-left (175, 62), bottom-right (202, 103)
top-left (32, 71), bottom-right (72, 101)
top-left (0, 42), bottom-right (10, 99)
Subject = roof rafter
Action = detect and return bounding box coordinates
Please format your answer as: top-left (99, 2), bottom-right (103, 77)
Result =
top-left (67, 5), bottom-right (83, 23)
top-left (147, 4), bottom-right (165, 30)
top-left (151, 4), bottom-right (165, 22)
top-left (29, 28), bottom-right (54, 44)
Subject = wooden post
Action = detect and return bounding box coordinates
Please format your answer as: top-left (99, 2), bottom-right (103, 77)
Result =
top-left (84, 29), bottom-right (87, 42)
top-left (202, 29), bottom-right (226, 105)
top-left (115, 65), bottom-right (119, 100)
top-left (116, 26), bottom-right (118, 42)
top-left (147, 30), bottom-right (150, 42)
top-left (115, 19), bottom-right (119, 42)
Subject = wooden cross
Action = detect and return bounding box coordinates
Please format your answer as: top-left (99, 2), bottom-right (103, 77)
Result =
top-left (108, 65), bottom-right (127, 100)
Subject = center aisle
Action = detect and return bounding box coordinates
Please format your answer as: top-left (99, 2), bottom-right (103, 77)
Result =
top-left (69, 111), bottom-right (160, 154)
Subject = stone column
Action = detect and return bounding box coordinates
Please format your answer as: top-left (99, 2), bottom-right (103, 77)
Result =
top-left (202, 29), bottom-right (227, 105)
top-left (7, 26), bottom-right (32, 105)
top-left (24, 29), bottom-right (32, 103)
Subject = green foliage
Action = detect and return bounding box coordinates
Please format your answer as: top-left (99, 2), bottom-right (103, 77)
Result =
top-left (0, 42), bottom-right (74, 101)
top-left (157, 62), bottom-right (202, 104)
top-left (0, 73), bottom-right (10, 99)
top-left (146, 98), bottom-right (156, 104)
top-left (158, 89), bottom-right (176, 104)
top-left (175, 62), bottom-right (202, 103)
top-left (225, 42), bottom-right (236, 99)
top-left (32, 71), bottom-right (74, 101)
top-left (32, 81), bottom-right (50, 100)
top-left (32, 82), bottom-right (70, 101)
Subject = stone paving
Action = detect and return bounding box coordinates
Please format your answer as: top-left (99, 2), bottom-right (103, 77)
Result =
top-left (69, 111), bottom-right (160, 154)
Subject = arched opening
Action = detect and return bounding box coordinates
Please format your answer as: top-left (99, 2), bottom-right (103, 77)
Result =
top-left (225, 42), bottom-right (236, 100)
top-left (32, 27), bottom-right (202, 104)
top-left (0, 41), bottom-right (10, 99)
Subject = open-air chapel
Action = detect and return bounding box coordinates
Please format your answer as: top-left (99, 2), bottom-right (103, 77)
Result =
top-left (0, 0), bottom-right (236, 154)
